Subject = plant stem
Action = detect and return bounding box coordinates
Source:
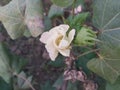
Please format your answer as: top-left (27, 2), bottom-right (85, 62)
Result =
top-left (14, 73), bottom-right (36, 90)
top-left (71, 0), bottom-right (76, 16)
top-left (76, 48), bottom-right (99, 59)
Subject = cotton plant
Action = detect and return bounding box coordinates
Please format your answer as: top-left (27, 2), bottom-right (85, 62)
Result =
top-left (0, 0), bottom-right (118, 90)
top-left (39, 22), bottom-right (98, 90)
top-left (40, 24), bottom-right (97, 60)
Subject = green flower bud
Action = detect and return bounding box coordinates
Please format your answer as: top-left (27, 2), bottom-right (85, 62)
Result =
top-left (74, 26), bottom-right (97, 46)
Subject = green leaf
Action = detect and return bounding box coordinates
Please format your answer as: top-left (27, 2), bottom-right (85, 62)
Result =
top-left (106, 77), bottom-right (120, 90)
top-left (76, 50), bottom-right (96, 75)
top-left (0, 0), bottom-right (44, 39)
top-left (17, 71), bottom-right (26, 88)
top-left (0, 43), bottom-right (27, 83)
top-left (10, 55), bottom-right (28, 73)
top-left (72, 13), bottom-right (89, 26)
top-left (88, 0), bottom-right (120, 83)
top-left (67, 81), bottom-right (78, 90)
top-left (95, 76), bottom-right (106, 90)
top-left (0, 43), bottom-right (12, 83)
top-left (75, 0), bottom-right (84, 7)
top-left (0, 77), bottom-right (12, 90)
top-left (41, 81), bottom-right (55, 90)
top-left (15, 71), bottom-right (32, 90)
top-left (87, 57), bottom-right (120, 83)
top-left (53, 75), bottom-right (64, 89)
top-left (48, 4), bottom-right (64, 18)
top-left (51, 0), bottom-right (74, 7)
top-left (21, 76), bottom-right (32, 89)
top-left (48, 55), bottom-right (65, 67)
top-left (25, 0), bottom-right (44, 37)
top-left (44, 16), bottom-right (52, 31)
top-left (68, 13), bottom-right (89, 30)
top-left (0, 0), bottom-right (26, 39)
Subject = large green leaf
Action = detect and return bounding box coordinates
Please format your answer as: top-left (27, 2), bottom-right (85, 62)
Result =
top-left (67, 12), bottom-right (89, 32)
top-left (0, 43), bottom-right (12, 83)
top-left (0, 43), bottom-right (27, 83)
top-left (0, 77), bottom-right (12, 90)
top-left (66, 81), bottom-right (78, 90)
top-left (25, 0), bottom-right (44, 37)
top-left (48, 55), bottom-right (65, 67)
top-left (106, 77), bottom-right (120, 90)
top-left (51, 0), bottom-right (74, 7)
top-left (76, 52), bottom-right (96, 75)
top-left (53, 75), bottom-right (64, 89)
top-left (48, 4), bottom-right (64, 18)
top-left (41, 81), bottom-right (56, 90)
top-left (88, 0), bottom-right (120, 83)
top-left (0, 0), bottom-right (44, 39)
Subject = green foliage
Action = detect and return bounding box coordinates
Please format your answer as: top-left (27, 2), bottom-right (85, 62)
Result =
top-left (41, 81), bottom-right (56, 90)
top-left (0, 43), bottom-right (27, 83)
top-left (48, 55), bottom-right (65, 67)
top-left (66, 81), bottom-right (78, 90)
top-left (1, 0), bottom-right (120, 89)
top-left (88, 0), bottom-right (120, 83)
top-left (71, 13), bottom-right (89, 26)
top-left (106, 77), bottom-right (120, 90)
top-left (51, 0), bottom-right (74, 7)
top-left (16, 71), bottom-right (33, 89)
top-left (76, 48), bottom-right (96, 75)
top-left (0, 77), bottom-right (12, 90)
top-left (0, 0), bottom-right (44, 39)
top-left (48, 4), bottom-right (64, 18)
top-left (68, 12), bottom-right (89, 30)
top-left (95, 76), bottom-right (106, 90)
top-left (74, 26), bottom-right (97, 46)
top-left (0, 43), bottom-right (12, 83)
top-left (44, 16), bottom-right (52, 31)
top-left (53, 75), bottom-right (79, 90)
top-left (53, 75), bottom-right (64, 89)
top-left (74, 0), bottom-right (84, 7)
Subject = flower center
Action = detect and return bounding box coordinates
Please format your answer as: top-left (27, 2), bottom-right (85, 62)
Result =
top-left (55, 35), bottom-right (63, 46)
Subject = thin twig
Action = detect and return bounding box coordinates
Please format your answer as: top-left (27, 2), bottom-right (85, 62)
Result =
top-left (14, 73), bottom-right (36, 90)
top-left (76, 48), bottom-right (99, 59)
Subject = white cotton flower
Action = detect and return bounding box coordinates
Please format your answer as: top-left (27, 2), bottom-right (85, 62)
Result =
top-left (40, 24), bottom-right (75, 61)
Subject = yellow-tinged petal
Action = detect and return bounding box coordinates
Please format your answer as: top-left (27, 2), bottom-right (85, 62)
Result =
top-left (45, 38), bottom-right (58, 61)
top-left (58, 49), bottom-right (70, 56)
top-left (68, 29), bottom-right (76, 44)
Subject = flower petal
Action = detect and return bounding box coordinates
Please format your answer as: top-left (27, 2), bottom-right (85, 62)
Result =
top-left (58, 48), bottom-right (70, 57)
top-left (45, 38), bottom-right (58, 61)
top-left (68, 29), bottom-right (75, 44)
top-left (40, 32), bottom-right (50, 43)
top-left (58, 39), bottom-right (69, 49)
top-left (57, 24), bottom-right (69, 34)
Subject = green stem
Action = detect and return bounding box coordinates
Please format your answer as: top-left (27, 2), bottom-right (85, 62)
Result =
top-left (14, 72), bottom-right (36, 90)
top-left (76, 48), bottom-right (99, 59)
top-left (71, 0), bottom-right (76, 17)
